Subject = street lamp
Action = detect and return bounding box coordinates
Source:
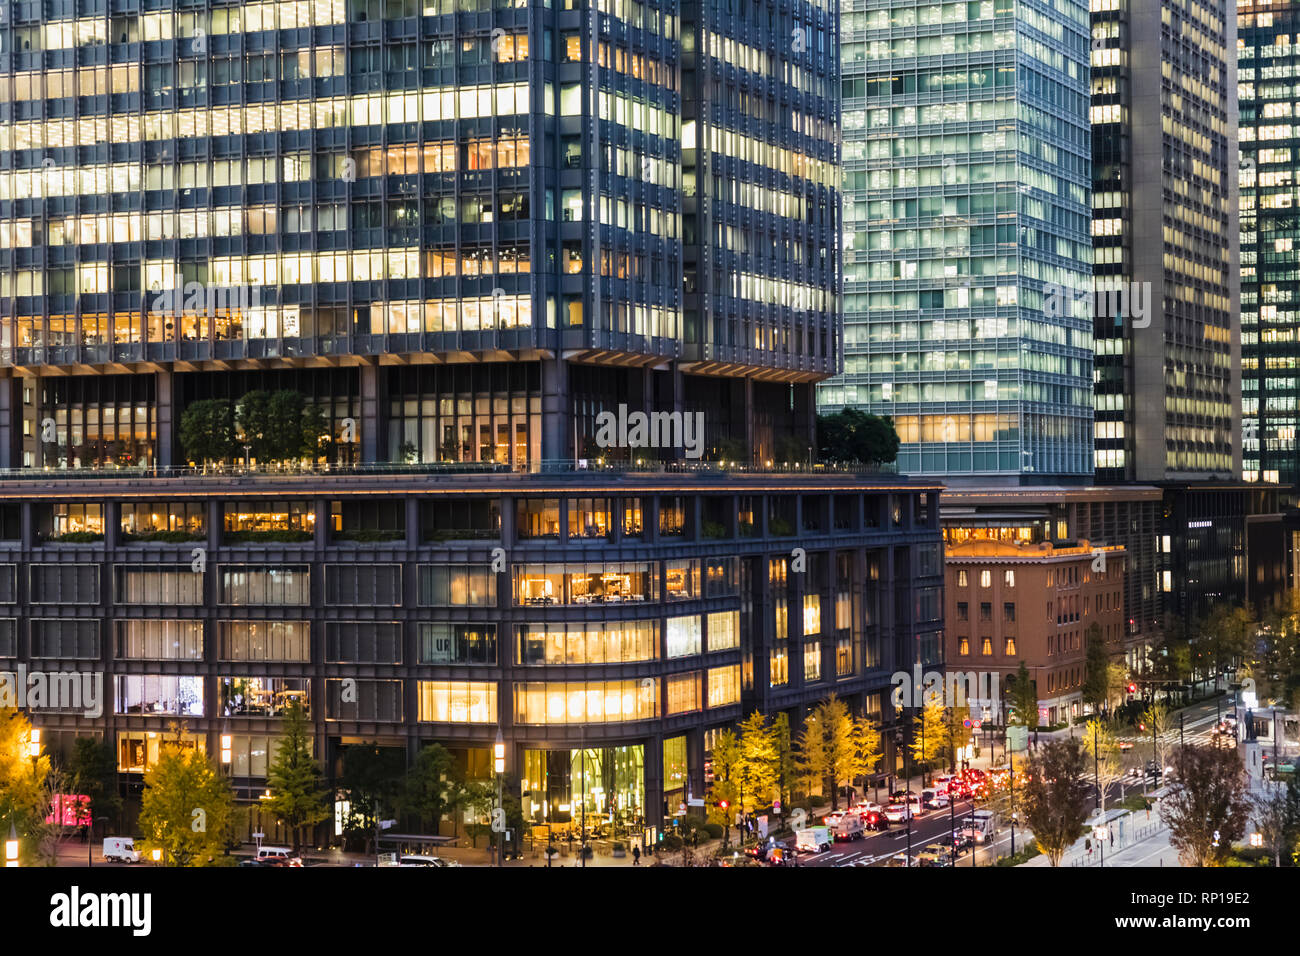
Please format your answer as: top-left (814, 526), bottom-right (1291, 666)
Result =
top-left (220, 734), bottom-right (232, 768)
top-left (5, 823), bottom-right (18, 867)
top-left (151, 847), bottom-right (162, 866)
top-left (29, 728), bottom-right (40, 758)
top-left (494, 729), bottom-right (506, 868)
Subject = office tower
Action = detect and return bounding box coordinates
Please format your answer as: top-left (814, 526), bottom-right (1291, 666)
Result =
top-left (0, 0), bottom-right (942, 840)
top-left (1239, 0), bottom-right (1300, 486)
top-left (823, 0), bottom-right (1095, 483)
top-left (1091, 0), bottom-right (1240, 483)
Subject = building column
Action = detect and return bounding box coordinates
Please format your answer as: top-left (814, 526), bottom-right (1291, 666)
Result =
top-left (359, 363), bottom-right (383, 463)
top-left (541, 356), bottom-right (569, 462)
top-left (793, 382), bottom-right (816, 459)
top-left (156, 369), bottom-right (175, 468)
top-left (0, 377), bottom-right (17, 470)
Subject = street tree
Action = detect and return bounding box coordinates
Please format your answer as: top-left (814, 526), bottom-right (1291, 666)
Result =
top-left (1006, 662), bottom-right (1038, 727)
top-left (399, 742), bottom-right (461, 835)
top-left (1082, 623), bottom-right (1109, 714)
top-left (0, 708), bottom-right (56, 865)
top-left (263, 700), bottom-right (329, 851)
top-left (1020, 738), bottom-right (1093, 866)
top-left (339, 743), bottom-right (405, 854)
top-left (1081, 718), bottom-right (1131, 816)
top-left (706, 729), bottom-right (741, 847)
top-left (736, 711), bottom-right (779, 813)
top-left (1139, 701), bottom-right (1171, 778)
top-left (854, 715), bottom-right (883, 792)
top-left (137, 732), bottom-right (235, 866)
top-left (909, 696), bottom-right (949, 773)
top-left (1104, 662), bottom-right (1129, 714)
top-left (1161, 745), bottom-right (1250, 867)
top-left (771, 712), bottom-right (798, 813)
top-left (1200, 603), bottom-right (1256, 691)
top-left (1251, 787), bottom-right (1292, 868)
top-left (67, 736), bottom-right (122, 836)
top-left (797, 695), bottom-right (859, 811)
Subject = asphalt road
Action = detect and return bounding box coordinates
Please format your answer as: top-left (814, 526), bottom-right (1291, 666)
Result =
top-left (792, 798), bottom-right (1016, 867)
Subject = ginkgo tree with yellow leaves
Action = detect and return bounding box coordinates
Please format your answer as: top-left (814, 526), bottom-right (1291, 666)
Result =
top-left (0, 707), bottom-right (56, 865)
top-left (797, 694), bottom-right (880, 811)
top-left (909, 696), bottom-right (950, 775)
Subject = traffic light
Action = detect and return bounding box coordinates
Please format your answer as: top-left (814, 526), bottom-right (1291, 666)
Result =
top-left (1127, 682), bottom-right (1137, 695)
top-left (1138, 722), bottom-right (1146, 732)
top-left (718, 800), bottom-right (729, 810)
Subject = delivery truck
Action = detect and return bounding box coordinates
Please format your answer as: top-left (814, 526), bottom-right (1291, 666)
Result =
top-left (795, 826), bottom-right (832, 853)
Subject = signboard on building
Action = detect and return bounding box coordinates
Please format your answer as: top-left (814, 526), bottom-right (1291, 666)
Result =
top-left (1006, 725), bottom-right (1029, 752)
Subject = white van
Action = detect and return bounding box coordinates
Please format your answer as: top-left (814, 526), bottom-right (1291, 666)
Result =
top-left (256, 846), bottom-right (303, 866)
top-left (102, 837), bottom-right (140, 863)
top-left (397, 855), bottom-right (461, 867)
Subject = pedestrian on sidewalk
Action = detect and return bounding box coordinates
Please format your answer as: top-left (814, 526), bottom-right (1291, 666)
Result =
top-left (632, 845), bottom-right (641, 866)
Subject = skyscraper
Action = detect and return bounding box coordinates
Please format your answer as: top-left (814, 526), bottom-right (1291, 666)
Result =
top-left (824, 0), bottom-right (1095, 483)
top-left (1091, 0), bottom-right (1240, 483)
top-left (0, 0), bottom-right (942, 839)
top-left (1239, 0), bottom-right (1300, 486)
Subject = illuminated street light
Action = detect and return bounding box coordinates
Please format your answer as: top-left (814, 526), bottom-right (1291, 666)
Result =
top-left (493, 730), bottom-right (505, 775)
top-left (1250, 832), bottom-right (1263, 848)
top-left (29, 728), bottom-right (40, 758)
top-left (151, 847), bottom-right (162, 865)
top-left (5, 823), bottom-right (18, 867)
top-left (220, 734), bottom-right (232, 766)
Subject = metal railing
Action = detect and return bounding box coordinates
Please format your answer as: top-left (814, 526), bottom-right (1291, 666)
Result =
top-left (0, 458), bottom-right (901, 484)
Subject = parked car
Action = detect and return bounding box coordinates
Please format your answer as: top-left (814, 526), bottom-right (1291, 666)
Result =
top-left (102, 837), bottom-right (140, 864)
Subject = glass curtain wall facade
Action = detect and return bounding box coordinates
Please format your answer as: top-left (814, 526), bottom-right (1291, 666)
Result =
top-left (1240, 0), bottom-right (1300, 486)
top-left (1091, 0), bottom-right (1239, 482)
top-left (824, 0), bottom-right (1095, 481)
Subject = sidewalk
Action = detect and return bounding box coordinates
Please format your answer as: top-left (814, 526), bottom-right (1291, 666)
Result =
top-left (1022, 796), bottom-right (1168, 868)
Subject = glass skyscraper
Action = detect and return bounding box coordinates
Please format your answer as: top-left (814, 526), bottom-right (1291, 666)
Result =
top-left (823, 0), bottom-right (1095, 482)
top-left (1240, 0), bottom-right (1298, 486)
top-left (1091, 0), bottom-right (1239, 483)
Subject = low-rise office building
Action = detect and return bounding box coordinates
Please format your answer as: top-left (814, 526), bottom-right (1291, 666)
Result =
top-left (0, 471), bottom-right (941, 842)
top-left (944, 538), bottom-right (1126, 725)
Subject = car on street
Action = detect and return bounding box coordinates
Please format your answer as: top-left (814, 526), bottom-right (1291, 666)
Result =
top-left (922, 788), bottom-right (950, 810)
top-left (882, 803), bottom-right (914, 823)
top-left (861, 810), bottom-right (889, 831)
top-left (917, 843), bottom-right (954, 867)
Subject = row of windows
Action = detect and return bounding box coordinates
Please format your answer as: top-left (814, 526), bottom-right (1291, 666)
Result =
top-left (91, 674), bottom-right (741, 724)
top-left (2, 611), bottom-right (744, 665)
top-left (955, 636), bottom-right (1017, 657)
top-left (953, 569), bottom-right (1017, 588)
top-left (5, 560), bottom-right (883, 611)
